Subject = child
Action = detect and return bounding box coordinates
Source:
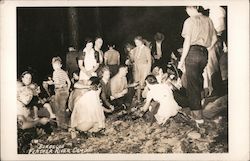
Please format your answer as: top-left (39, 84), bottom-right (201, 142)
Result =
top-left (50, 56), bottom-right (71, 129)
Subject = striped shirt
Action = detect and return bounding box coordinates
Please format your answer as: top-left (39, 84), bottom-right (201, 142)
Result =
top-left (52, 69), bottom-right (69, 88)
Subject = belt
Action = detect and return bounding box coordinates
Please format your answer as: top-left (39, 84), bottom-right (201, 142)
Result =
top-left (55, 85), bottom-right (67, 89)
top-left (190, 45), bottom-right (207, 51)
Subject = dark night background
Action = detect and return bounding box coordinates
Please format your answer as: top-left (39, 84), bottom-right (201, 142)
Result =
top-left (17, 7), bottom-right (227, 83)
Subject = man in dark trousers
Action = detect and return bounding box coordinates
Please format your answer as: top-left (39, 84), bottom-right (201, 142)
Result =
top-left (66, 46), bottom-right (79, 79)
top-left (151, 32), bottom-right (172, 72)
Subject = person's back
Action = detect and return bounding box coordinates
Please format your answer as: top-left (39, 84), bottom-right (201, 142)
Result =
top-left (182, 14), bottom-right (216, 48)
top-left (104, 48), bottom-right (120, 65)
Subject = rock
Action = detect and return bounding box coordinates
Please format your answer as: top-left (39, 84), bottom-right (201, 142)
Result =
top-left (112, 120), bottom-right (123, 126)
top-left (138, 134), bottom-right (146, 140)
top-left (188, 131), bottom-right (201, 140)
top-left (162, 138), bottom-right (180, 146)
top-left (172, 141), bottom-right (184, 153)
top-left (155, 134), bottom-right (161, 138)
top-left (145, 128), bottom-right (151, 134)
top-left (121, 122), bottom-right (129, 129)
top-left (65, 142), bottom-right (73, 148)
top-left (145, 140), bottom-right (154, 147)
top-left (157, 146), bottom-right (166, 153)
top-left (108, 127), bottom-right (117, 134)
top-left (108, 141), bottom-right (114, 146)
top-left (153, 128), bottom-right (162, 135)
top-left (133, 137), bottom-right (139, 142)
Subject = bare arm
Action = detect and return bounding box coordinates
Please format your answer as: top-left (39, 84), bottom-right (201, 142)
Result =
top-left (178, 35), bottom-right (191, 72)
top-left (104, 53), bottom-right (108, 65)
top-left (146, 48), bottom-right (152, 70)
top-left (74, 81), bottom-right (90, 89)
top-left (66, 74), bottom-right (71, 91)
top-left (17, 115), bottom-right (48, 129)
top-left (78, 59), bottom-right (87, 73)
top-left (88, 63), bottom-right (100, 73)
top-left (118, 53), bottom-right (120, 65)
top-left (100, 87), bottom-right (112, 107)
top-left (141, 94), bottom-right (152, 112)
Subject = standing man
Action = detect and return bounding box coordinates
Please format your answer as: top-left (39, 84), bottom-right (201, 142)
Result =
top-left (202, 6), bottom-right (227, 96)
top-left (104, 43), bottom-right (120, 78)
top-left (151, 32), bottom-right (171, 72)
top-left (178, 6), bottom-right (217, 125)
top-left (66, 46), bottom-right (79, 79)
top-left (94, 37), bottom-right (104, 65)
top-left (94, 37), bottom-right (104, 75)
top-left (130, 36), bottom-right (152, 103)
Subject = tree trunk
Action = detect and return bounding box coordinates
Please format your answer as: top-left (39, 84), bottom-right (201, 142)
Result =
top-left (94, 7), bottom-right (102, 37)
top-left (68, 7), bottom-right (79, 50)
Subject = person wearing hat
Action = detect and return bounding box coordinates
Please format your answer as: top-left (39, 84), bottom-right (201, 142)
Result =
top-left (151, 32), bottom-right (171, 72)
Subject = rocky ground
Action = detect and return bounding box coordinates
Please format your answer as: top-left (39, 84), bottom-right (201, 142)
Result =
top-left (25, 108), bottom-right (228, 154)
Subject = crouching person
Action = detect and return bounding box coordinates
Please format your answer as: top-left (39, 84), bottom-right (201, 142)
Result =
top-left (70, 77), bottom-right (106, 137)
top-left (17, 85), bottom-right (50, 154)
top-left (110, 65), bottom-right (136, 112)
top-left (140, 75), bottom-right (181, 125)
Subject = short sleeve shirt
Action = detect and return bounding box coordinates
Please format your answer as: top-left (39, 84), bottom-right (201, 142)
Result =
top-left (209, 7), bottom-right (226, 35)
top-left (181, 14), bottom-right (216, 48)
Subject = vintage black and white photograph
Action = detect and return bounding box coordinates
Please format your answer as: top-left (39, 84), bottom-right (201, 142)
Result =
top-left (1, 0), bottom-right (249, 160)
top-left (16, 5), bottom-right (229, 154)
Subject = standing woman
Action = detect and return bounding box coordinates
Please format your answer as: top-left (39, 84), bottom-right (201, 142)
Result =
top-left (130, 36), bottom-right (152, 102)
top-left (78, 39), bottom-right (100, 83)
top-left (178, 6), bottom-right (217, 124)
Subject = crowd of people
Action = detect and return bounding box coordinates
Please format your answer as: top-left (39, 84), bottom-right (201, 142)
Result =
top-left (17, 6), bottom-right (228, 153)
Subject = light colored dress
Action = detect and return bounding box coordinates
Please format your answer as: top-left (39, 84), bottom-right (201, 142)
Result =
top-left (70, 89), bottom-right (105, 130)
top-left (79, 48), bottom-right (98, 81)
top-left (147, 84), bottom-right (181, 125)
top-left (131, 45), bottom-right (151, 87)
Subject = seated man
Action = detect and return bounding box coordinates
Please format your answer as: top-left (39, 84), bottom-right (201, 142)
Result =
top-left (110, 65), bottom-right (137, 111)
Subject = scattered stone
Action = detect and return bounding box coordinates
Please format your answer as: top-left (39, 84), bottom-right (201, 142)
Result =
top-left (145, 140), bottom-right (154, 147)
top-left (187, 131), bottom-right (201, 140)
top-left (26, 108), bottom-right (228, 154)
top-left (162, 137), bottom-right (180, 146)
top-left (157, 146), bottom-right (166, 153)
